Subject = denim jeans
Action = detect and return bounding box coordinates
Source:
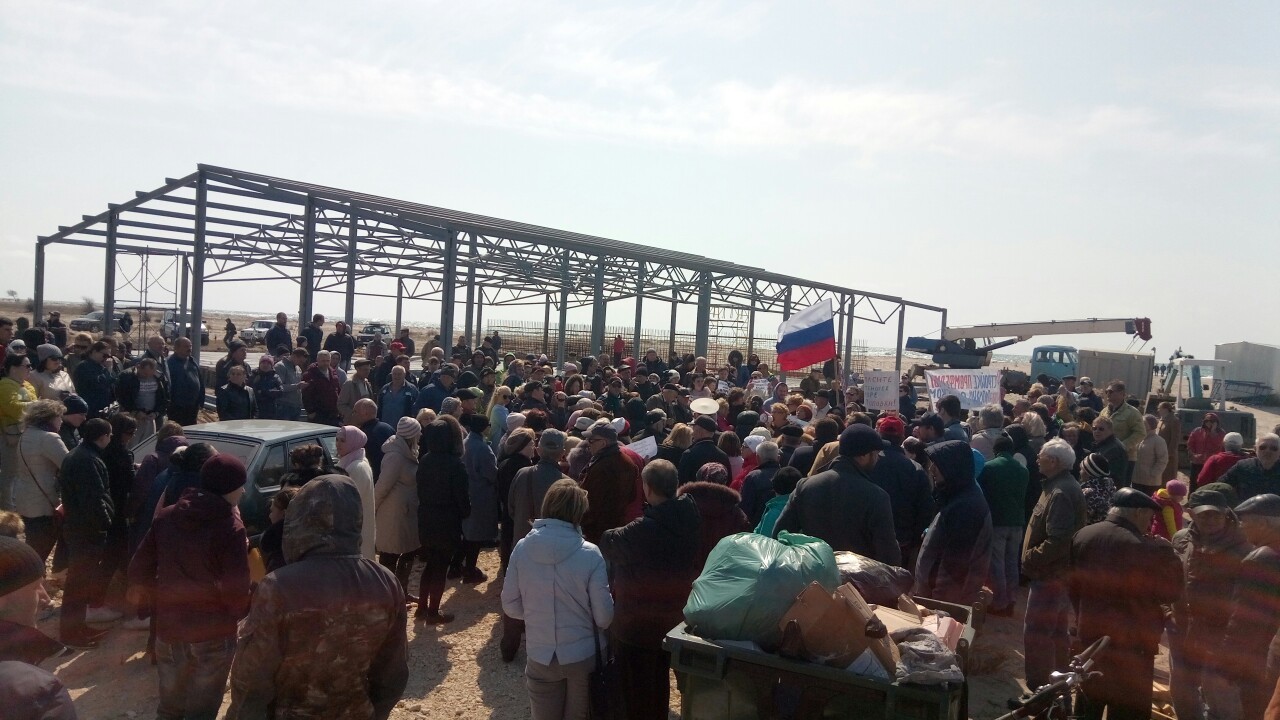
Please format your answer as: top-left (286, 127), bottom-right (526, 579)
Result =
top-left (1023, 578), bottom-right (1071, 690)
top-left (155, 636), bottom-right (235, 720)
top-left (989, 525), bottom-right (1022, 609)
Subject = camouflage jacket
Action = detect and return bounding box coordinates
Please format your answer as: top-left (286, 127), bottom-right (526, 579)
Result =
top-left (226, 475), bottom-right (408, 720)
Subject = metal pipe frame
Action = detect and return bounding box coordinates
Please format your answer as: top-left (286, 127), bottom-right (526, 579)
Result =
top-left (33, 165), bottom-right (946, 362)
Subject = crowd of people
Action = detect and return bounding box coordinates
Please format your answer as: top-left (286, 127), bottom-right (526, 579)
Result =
top-left (1, 311), bottom-right (1280, 719)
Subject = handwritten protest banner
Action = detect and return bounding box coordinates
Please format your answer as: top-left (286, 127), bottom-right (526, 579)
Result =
top-left (924, 369), bottom-right (1002, 410)
top-left (863, 370), bottom-right (899, 412)
top-left (747, 379), bottom-right (770, 398)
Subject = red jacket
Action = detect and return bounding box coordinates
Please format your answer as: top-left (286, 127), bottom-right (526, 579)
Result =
top-left (1188, 427), bottom-right (1225, 464)
top-left (1198, 451), bottom-right (1246, 487)
top-left (678, 481), bottom-right (750, 573)
top-left (301, 363), bottom-right (340, 418)
top-left (128, 487), bottom-right (250, 644)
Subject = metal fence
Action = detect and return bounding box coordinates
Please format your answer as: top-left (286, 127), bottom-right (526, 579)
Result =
top-left (483, 319), bottom-right (869, 377)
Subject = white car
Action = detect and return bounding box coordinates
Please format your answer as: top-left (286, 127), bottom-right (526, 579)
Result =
top-left (239, 319), bottom-right (276, 346)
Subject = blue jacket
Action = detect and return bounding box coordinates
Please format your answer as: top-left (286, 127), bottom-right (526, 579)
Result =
top-left (72, 360), bottom-right (114, 418)
top-left (252, 370), bottom-right (283, 420)
top-left (167, 354), bottom-right (204, 408)
top-left (501, 519), bottom-right (613, 666)
top-left (264, 325), bottom-right (292, 354)
top-left (415, 378), bottom-right (451, 414)
top-left (378, 382), bottom-right (418, 427)
top-left (914, 473), bottom-right (993, 606)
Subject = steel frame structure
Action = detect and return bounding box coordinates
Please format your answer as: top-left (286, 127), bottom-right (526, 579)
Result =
top-left (35, 165), bottom-right (947, 369)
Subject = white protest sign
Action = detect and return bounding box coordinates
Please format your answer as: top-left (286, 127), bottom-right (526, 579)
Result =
top-left (629, 435), bottom-right (658, 460)
top-left (747, 379), bottom-right (770, 398)
top-left (863, 370), bottom-right (899, 412)
top-left (924, 369), bottom-right (1002, 410)
top-left (717, 380), bottom-right (732, 395)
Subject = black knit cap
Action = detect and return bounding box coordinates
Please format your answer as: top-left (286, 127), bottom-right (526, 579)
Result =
top-left (0, 536), bottom-right (45, 598)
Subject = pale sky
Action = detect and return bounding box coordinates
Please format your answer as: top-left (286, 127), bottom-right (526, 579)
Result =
top-left (1, 1), bottom-right (1276, 361)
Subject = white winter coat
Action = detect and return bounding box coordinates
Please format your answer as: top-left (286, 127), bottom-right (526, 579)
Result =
top-left (501, 518), bottom-right (613, 666)
top-left (14, 426), bottom-right (68, 518)
top-left (338, 454), bottom-right (377, 560)
top-left (374, 436), bottom-right (420, 555)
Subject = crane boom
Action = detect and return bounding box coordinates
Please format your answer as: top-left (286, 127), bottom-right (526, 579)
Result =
top-left (942, 318), bottom-right (1150, 342)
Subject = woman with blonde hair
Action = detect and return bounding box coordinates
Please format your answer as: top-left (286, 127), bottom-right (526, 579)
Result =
top-left (655, 423), bottom-right (692, 465)
top-left (488, 385), bottom-right (515, 449)
top-left (1020, 410), bottom-right (1047, 454)
top-left (502, 479), bottom-right (613, 720)
top-left (14, 399), bottom-right (69, 563)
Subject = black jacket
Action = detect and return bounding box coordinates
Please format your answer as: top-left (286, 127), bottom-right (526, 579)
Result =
top-left (60, 442), bottom-right (114, 541)
top-left (787, 444), bottom-right (821, 476)
top-left (99, 440), bottom-right (135, 532)
top-left (1221, 458), bottom-right (1280, 503)
top-left (301, 324), bottom-right (324, 363)
top-left (216, 383), bottom-right (256, 421)
top-left (1069, 517), bottom-right (1183, 654)
top-left (599, 494), bottom-right (701, 646)
top-left (654, 444), bottom-right (684, 467)
top-left (773, 456), bottom-right (902, 566)
top-left (868, 445), bottom-right (936, 548)
top-left (739, 461), bottom-right (780, 527)
top-left (914, 472), bottom-right (992, 605)
top-left (323, 332), bottom-right (357, 366)
top-left (1171, 523), bottom-right (1252, 655)
top-left (114, 367), bottom-right (169, 414)
top-left (677, 437), bottom-right (731, 487)
top-left (416, 452), bottom-right (471, 551)
top-left (264, 324), bottom-right (293, 354)
top-left (1220, 543), bottom-right (1280, 681)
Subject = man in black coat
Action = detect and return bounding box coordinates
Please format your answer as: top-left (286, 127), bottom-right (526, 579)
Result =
top-left (301, 314), bottom-right (326, 364)
top-left (1220, 493), bottom-right (1280, 719)
top-left (264, 312), bottom-right (293, 355)
top-left (773, 425), bottom-right (901, 566)
top-left (677, 416), bottom-right (731, 486)
top-left (599, 460), bottom-right (700, 720)
top-left (1069, 488), bottom-right (1183, 720)
top-left (59, 418), bottom-right (116, 648)
top-left (871, 416), bottom-right (935, 567)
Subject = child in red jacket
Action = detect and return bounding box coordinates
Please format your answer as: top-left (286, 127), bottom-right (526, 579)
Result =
top-left (1150, 479), bottom-right (1189, 540)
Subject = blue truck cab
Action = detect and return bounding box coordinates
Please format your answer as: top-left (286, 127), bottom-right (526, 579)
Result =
top-left (1030, 345), bottom-right (1078, 382)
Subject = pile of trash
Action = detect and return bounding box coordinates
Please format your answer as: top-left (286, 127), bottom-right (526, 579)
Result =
top-left (683, 532), bottom-right (968, 686)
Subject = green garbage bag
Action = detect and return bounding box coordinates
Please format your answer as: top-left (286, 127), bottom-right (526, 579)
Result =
top-left (683, 531), bottom-right (839, 647)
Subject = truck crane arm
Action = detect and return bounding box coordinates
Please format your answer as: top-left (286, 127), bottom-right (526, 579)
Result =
top-left (905, 318), bottom-right (1151, 370)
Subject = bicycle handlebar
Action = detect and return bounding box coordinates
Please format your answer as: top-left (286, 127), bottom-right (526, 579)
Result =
top-left (992, 635), bottom-right (1111, 720)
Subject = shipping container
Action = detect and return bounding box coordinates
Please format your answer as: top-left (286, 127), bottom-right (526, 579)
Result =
top-left (1077, 349), bottom-right (1154, 400)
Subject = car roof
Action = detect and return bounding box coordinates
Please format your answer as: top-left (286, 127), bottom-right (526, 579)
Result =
top-left (181, 420), bottom-right (338, 443)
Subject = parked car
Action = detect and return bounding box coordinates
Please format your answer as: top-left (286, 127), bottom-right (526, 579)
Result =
top-left (356, 323), bottom-right (391, 346)
top-left (131, 420), bottom-right (338, 534)
top-left (68, 311), bottom-right (126, 334)
top-left (239, 319), bottom-right (276, 347)
top-left (160, 309), bottom-right (210, 346)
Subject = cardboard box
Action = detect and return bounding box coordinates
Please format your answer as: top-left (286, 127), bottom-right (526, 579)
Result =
top-left (777, 581), bottom-right (869, 667)
top-left (836, 583), bottom-right (901, 675)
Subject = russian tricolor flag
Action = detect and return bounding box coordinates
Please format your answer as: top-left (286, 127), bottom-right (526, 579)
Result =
top-left (775, 300), bottom-right (837, 372)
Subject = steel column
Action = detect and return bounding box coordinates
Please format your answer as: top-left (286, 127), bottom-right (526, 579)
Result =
top-left (836, 295), bottom-right (847, 381)
top-left (632, 262), bottom-right (645, 361)
top-left (843, 296), bottom-right (855, 383)
top-left (394, 280), bottom-right (403, 335)
top-left (439, 227), bottom-right (457, 354)
top-left (556, 252), bottom-right (569, 369)
top-left (542, 294), bottom-right (551, 355)
top-left (103, 211), bottom-right (118, 337)
top-left (299, 196), bottom-right (316, 328)
top-left (895, 303), bottom-right (907, 376)
top-left (747, 280), bottom-right (757, 360)
top-left (590, 259), bottom-right (606, 356)
top-left (668, 289), bottom-right (678, 360)
top-left (344, 209), bottom-right (357, 327)
top-left (190, 173), bottom-right (208, 365)
top-left (178, 253), bottom-right (189, 342)
top-left (32, 242), bottom-right (45, 322)
top-left (475, 288), bottom-right (484, 343)
top-left (780, 285), bottom-right (792, 380)
top-left (463, 235), bottom-right (476, 349)
top-left (694, 272), bottom-right (712, 358)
